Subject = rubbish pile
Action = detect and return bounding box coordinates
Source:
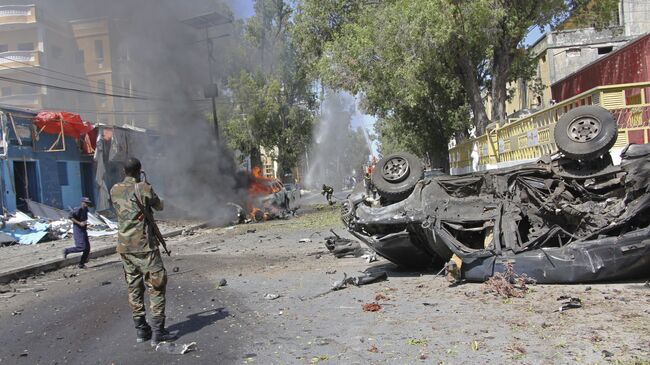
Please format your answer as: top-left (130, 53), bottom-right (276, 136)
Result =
top-left (0, 200), bottom-right (117, 246)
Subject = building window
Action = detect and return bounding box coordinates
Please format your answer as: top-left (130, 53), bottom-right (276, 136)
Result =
top-left (598, 46), bottom-right (613, 55)
top-left (51, 45), bottom-right (63, 59)
top-left (17, 42), bottom-right (34, 51)
top-left (94, 39), bottom-right (104, 62)
top-left (75, 50), bottom-right (85, 64)
top-left (57, 162), bottom-right (69, 186)
top-left (97, 79), bottom-right (106, 94)
top-left (0, 44), bottom-right (7, 53)
top-left (1, 87), bottom-right (11, 96)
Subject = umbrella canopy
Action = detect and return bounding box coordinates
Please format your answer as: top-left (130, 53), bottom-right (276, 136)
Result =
top-left (33, 111), bottom-right (94, 139)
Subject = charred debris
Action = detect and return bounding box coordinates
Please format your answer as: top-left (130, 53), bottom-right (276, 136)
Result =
top-left (342, 106), bottom-right (650, 284)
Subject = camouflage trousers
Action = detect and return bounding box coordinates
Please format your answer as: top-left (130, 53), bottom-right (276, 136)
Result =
top-left (120, 250), bottom-right (167, 320)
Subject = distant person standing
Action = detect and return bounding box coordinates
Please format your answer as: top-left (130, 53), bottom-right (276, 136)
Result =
top-left (63, 197), bottom-right (92, 268)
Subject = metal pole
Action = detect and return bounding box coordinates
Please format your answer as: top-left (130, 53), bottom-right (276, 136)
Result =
top-left (206, 28), bottom-right (219, 140)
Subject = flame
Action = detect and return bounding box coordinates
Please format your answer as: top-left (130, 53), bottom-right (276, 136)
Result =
top-left (246, 167), bottom-right (283, 221)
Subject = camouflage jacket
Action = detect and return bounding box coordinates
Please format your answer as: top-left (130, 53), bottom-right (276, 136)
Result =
top-left (110, 176), bottom-right (164, 253)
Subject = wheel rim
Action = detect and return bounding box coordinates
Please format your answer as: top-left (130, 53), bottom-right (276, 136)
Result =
top-left (382, 156), bottom-right (410, 182)
top-left (567, 116), bottom-right (601, 143)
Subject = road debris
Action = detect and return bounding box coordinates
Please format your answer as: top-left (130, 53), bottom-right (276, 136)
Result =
top-left (368, 344), bottom-right (379, 353)
top-left (172, 266), bottom-right (180, 273)
top-left (331, 271), bottom-right (388, 291)
top-left (100, 281), bottom-right (111, 286)
top-left (12, 310), bottom-right (22, 316)
top-left (155, 341), bottom-right (198, 355)
top-left (374, 293), bottom-right (389, 301)
top-left (298, 238), bottom-right (312, 243)
top-left (483, 264), bottom-right (535, 298)
top-left (556, 296), bottom-right (582, 312)
top-left (362, 303), bottom-right (381, 312)
top-left (218, 278), bottom-right (227, 287)
top-left (264, 293), bottom-right (280, 300)
top-left (324, 229), bottom-right (374, 258)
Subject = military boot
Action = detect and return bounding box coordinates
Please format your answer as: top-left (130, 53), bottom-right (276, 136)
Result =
top-left (134, 316), bottom-right (152, 343)
top-left (150, 317), bottom-right (177, 347)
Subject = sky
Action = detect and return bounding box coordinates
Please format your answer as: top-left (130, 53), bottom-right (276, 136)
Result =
top-left (230, 0), bottom-right (255, 18)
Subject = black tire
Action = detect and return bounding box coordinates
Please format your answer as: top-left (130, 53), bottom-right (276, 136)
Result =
top-left (371, 152), bottom-right (423, 201)
top-left (554, 105), bottom-right (617, 161)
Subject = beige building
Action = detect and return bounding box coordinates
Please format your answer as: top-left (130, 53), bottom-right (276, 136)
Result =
top-left (501, 0), bottom-right (650, 118)
top-left (0, 4), bottom-right (84, 111)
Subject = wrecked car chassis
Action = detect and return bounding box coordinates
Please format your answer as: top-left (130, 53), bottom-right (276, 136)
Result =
top-left (343, 149), bottom-right (650, 284)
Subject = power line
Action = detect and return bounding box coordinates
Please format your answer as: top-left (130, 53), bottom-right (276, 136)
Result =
top-left (0, 75), bottom-right (154, 100)
top-left (0, 61), bottom-right (156, 100)
top-left (0, 55), bottom-right (157, 98)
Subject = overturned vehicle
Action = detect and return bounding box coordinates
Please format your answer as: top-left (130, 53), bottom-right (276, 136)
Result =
top-left (343, 106), bottom-right (650, 283)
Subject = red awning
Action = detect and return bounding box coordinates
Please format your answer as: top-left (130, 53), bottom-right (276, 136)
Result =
top-left (33, 111), bottom-right (94, 139)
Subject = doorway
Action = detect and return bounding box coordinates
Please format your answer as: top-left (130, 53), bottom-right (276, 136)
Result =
top-left (80, 162), bottom-right (94, 200)
top-left (13, 160), bottom-right (40, 212)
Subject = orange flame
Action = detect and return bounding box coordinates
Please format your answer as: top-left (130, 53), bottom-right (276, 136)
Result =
top-left (246, 167), bottom-right (283, 221)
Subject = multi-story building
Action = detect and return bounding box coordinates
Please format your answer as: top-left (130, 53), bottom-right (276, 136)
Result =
top-left (0, 4), bottom-right (84, 111)
top-left (499, 0), bottom-right (650, 118)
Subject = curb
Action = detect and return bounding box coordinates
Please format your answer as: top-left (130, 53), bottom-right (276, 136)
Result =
top-left (0, 222), bottom-right (208, 284)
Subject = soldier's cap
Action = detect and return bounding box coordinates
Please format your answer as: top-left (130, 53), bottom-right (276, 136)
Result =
top-left (81, 197), bottom-right (93, 204)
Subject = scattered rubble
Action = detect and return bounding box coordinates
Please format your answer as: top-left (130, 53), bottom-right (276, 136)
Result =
top-left (362, 303), bottom-right (381, 312)
top-left (324, 230), bottom-right (375, 259)
top-left (155, 341), bottom-right (198, 355)
top-left (264, 293), bottom-right (280, 300)
top-left (0, 205), bottom-right (117, 246)
top-left (331, 271), bottom-right (388, 291)
top-left (556, 296), bottom-right (582, 312)
top-left (483, 264), bottom-right (535, 298)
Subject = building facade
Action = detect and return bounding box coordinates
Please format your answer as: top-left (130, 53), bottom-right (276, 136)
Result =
top-left (0, 5), bottom-right (84, 112)
top-left (502, 0), bottom-right (650, 118)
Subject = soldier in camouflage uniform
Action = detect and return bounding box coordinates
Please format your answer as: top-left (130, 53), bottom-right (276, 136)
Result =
top-left (110, 157), bottom-right (176, 346)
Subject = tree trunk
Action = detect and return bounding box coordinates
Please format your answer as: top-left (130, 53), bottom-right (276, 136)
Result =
top-left (490, 51), bottom-right (510, 125)
top-left (457, 57), bottom-right (490, 135)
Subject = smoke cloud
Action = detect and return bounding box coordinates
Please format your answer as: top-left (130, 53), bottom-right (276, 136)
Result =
top-left (305, 91), bottom-right (371, 190)
top-left (18, 0), bottom-right (249, 223)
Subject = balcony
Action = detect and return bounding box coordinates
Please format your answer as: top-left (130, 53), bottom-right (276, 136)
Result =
top-left (0, 5), bottom-right (36, 27)
top-left (0, 51), bottom-right (40, 70)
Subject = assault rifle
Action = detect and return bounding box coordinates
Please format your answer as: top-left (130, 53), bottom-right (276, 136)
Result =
top-left (131, 183), bottom-right (171, 256)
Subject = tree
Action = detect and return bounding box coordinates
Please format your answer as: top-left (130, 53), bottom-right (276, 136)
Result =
top-left (222, 0), bottom-right (317, 175)
top-left (293, 0), bottom-right (619, 142)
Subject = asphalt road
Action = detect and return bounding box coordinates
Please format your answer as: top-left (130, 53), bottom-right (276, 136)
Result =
top-left (0, 255), bottom-right (248, 365)
top-left (1, 207), bottom-right (648, 364)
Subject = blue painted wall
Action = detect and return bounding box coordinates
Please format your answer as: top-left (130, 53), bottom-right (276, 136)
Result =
top-left (1, 108), bottom-right (95, 213)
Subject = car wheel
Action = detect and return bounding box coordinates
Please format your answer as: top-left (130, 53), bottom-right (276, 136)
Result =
top-left (371, 152), bottom-right (424, 202)
top-left (554, 105), bottom-right (617, 161)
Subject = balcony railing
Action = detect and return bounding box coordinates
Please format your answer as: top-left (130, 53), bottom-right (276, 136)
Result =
top-left (0, 51), bottom-right (40, 69)
top-left (0, 5), bottom-right (35, 25)
top-left (449, 81), bottom-right (650, 175)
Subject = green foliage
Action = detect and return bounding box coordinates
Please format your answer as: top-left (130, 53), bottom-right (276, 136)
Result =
top-left (222, 0), bottom-right (317, 174)
top-left (293, 0), bottom-right (619, 163)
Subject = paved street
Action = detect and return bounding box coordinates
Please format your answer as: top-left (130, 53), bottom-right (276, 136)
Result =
top-left (0, 206), bottom-right (649, 364)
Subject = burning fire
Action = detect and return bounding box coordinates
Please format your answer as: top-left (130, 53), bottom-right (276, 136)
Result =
top-left (247, 167), bottom-right (283, 222)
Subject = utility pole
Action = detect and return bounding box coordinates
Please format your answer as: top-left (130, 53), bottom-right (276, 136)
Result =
top-left (206, 28), bottom-right (219, 139)
top-left (181, 11), bottom-right (232, 140)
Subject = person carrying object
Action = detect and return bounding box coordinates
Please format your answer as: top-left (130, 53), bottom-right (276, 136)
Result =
top-left (63, 197), bottom-right (92, 269)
